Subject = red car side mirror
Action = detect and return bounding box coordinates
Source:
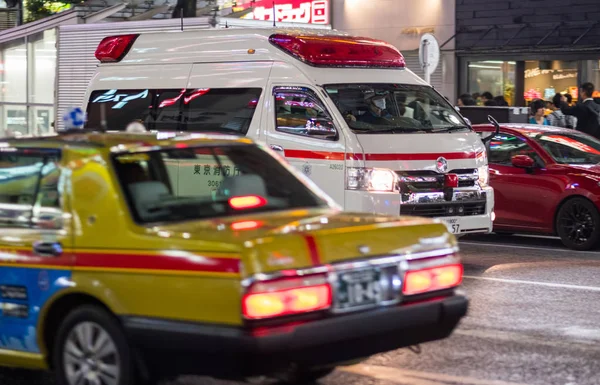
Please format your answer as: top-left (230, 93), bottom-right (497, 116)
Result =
top-left (511, 155), bottom-right (535, 168)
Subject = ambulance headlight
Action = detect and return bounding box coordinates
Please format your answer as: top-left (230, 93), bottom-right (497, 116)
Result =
top-left (477, 165), bottom-right (489, 187)
top-left (346, 167), bottom-right (398, 192)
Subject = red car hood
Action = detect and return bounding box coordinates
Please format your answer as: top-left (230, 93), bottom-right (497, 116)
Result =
top-left (562, 164), bottom-right (600, 174)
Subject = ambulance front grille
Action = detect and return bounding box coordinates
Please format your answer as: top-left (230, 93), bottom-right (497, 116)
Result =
top-left (396, 169), bottom-right (478, 191)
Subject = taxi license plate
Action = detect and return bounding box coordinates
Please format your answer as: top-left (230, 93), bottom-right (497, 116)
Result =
top-left (336, 269), bottom-right (382, 310)
top-left (441, 218), bottom-right (461, 234)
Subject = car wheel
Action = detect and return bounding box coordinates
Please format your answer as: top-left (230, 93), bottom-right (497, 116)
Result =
top-left (556, 197), bottom-right (600, 251)
top-left (54, 305), bottom-right (136, 385)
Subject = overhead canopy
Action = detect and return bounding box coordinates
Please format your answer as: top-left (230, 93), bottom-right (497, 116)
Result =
top-left (448, 21), bottom-right (600, 55)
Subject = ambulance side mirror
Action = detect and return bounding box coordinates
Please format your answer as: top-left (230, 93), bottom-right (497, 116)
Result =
top-left (306, 118), bottom-right (337, 139)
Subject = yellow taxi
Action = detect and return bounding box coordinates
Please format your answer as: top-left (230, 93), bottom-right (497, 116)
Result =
top-left (0, 131), bottom-right (467, 385)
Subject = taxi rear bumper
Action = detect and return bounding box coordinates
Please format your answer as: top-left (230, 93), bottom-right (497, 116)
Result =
top-left (123, 294), bottom-right (468, 379)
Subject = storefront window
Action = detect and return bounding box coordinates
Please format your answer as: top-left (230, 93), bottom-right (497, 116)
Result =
top-left (31, 106), bottom-right (53, 135)
top-left (524, 60), bottom-right (578, 104)
top-left (0, 30), bottom-right (57, 136)
top-left (1, 39), bottom-right (27, 103)
top-left (31, 29), bottom-right (56, 104)
top-left (468, 61), bottom-right (516, 105)
top-left (1, 105), bottom-right (28, 136)
top-left (581, 60), bottom-right (600, 98)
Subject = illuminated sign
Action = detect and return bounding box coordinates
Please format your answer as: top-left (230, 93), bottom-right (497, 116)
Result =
top-left (237, 0), bottom-right (330, 24)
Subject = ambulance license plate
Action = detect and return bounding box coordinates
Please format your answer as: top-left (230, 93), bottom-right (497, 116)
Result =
top-left (336, 269), bottom-right (382, 310)
top-left (441, 218), bottom-right (461, 234)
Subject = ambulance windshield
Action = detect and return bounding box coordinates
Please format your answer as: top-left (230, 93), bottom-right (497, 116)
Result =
top-left (325, 84), bottom-right (470, 134)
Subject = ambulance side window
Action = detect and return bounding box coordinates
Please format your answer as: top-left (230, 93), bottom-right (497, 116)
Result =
top-left (86, 88), bottom-right (262, 135)
top-left (274, 90), bottom-right (338, 140)
top-left (0, 151), bottom-right (63, 229)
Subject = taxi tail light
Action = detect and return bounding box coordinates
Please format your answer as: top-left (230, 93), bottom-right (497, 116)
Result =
top-left (243, 275), bottom-right (332, 320)
top-left (95, 34), bottom-right (139, 63)
top-left (231, 220), bottom-right (263, 231)
top-left (402, 264), bottom-right (463, 296)
top-left (229, 195), bottom-right (267, 210)
top-left (269, 34), bottom-right (405, 69)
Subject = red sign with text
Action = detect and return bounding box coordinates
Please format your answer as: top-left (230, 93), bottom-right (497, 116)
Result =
top-left (237, 0), bottom-right (330, 24)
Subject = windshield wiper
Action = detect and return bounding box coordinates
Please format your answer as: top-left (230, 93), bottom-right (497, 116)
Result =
top-left (350, 126), bottom-right (425, 134)
top-left (430, 125), bottom-right (470, 133)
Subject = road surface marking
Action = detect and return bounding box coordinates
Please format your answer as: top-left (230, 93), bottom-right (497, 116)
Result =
top-left (454, 328), bottom-right (600, 350)
top-left (459, 241), bottom-right (600, 256)
top-left (341, 364), bottom-right (530, 385)
top-left (463, 275), bottom-right (600, 292)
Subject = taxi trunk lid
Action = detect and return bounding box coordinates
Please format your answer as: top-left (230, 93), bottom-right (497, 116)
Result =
top-left (229, 210), bottom-right (455, 275)
top-left (149, 209), bottom-right (455, 276)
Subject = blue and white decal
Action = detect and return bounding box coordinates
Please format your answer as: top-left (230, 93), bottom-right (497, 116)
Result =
top-left (0, 267), bottom-right (72, 353)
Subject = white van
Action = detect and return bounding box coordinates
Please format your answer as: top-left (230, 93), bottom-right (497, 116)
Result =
top-left (83, 28), bottom-right (494, 235)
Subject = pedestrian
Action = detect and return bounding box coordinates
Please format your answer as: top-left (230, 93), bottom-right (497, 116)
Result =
top-left (481, 92), bottom-right (494, 104)
top-left (494, 95), bottom-right (509, 106)
top-left (547, 93), bottom-right (576, 128)
top-left (529, 99), bottom-right (549, 125)
top-left (472, 92), bottom-right (482, 105)
top-left (565, 93), bottom-right (574, 106)
top-left (457, 93), bottom-right (476, 107)
top-left (561, 82), bottom-right (600, 138)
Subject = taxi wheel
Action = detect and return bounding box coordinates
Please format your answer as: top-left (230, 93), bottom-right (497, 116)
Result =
top-left (556, 197), bottom-right (600, 251)
top-left (53, 305), bottom-right (136, 385)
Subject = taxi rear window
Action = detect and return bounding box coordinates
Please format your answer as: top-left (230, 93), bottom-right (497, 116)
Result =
top-left (113, 144), bottom-right (328, 224)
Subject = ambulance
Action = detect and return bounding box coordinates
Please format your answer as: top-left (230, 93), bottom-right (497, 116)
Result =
top-left (83, 28), bottom-right (494, 235)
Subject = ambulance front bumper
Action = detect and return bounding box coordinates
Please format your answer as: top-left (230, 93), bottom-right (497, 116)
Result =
top-left (344, 187), bottom-right (494, 235)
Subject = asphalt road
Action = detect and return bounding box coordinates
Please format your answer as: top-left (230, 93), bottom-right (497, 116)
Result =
top-left (2, 234), bottom-right (599, 385)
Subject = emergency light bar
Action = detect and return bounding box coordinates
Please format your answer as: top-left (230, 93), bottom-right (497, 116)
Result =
top-left (95, 34), bottom-right (139, 63)
top-left (269, 33), bottom-right (405, 69)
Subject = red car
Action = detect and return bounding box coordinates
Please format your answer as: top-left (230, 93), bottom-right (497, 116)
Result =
top-left (474, 123), bottom-right (600, 250)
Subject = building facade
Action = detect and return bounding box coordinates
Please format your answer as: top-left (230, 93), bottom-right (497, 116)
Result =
top-left (331, 0), bottom-right (456, 100)
top-left (0, 0), bottom-right (457, 135)
top-left (455, 0), bottom-right (600, 106)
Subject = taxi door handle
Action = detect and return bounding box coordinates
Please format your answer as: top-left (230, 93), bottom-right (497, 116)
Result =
top-left (270, 144), bottom-right (284, 152)
top-left (33, 241), bottom-right (63, 257)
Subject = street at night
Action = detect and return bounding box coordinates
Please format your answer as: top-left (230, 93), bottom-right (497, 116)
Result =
top-left (2, 0), bottom-right (600, 384)
top-left (3, 235), bottom-right (599, 385)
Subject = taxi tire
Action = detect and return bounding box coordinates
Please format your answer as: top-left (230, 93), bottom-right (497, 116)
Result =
top-left (53, 305), bottom-right (136, 385)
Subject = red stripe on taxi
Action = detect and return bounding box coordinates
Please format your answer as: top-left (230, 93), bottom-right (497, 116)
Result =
top-left (0, 249), bottom-right (72, 266)
top-left (283, 150), bottom-right (477, 161)
top-left (75, 251), bottom-right (240, 274)
top-left (303, 235), bottom-right (322, 266)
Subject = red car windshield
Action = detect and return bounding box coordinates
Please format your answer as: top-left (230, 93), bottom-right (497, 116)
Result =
top-left (528, 132), bottom-right (600, 164)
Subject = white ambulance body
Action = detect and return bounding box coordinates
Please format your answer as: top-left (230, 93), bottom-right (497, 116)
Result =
top-left (83, 28), bottom-right (494, 235)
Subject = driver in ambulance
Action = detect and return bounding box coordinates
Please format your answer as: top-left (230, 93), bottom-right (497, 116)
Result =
top-left (358, 92), bottom-right (393, 125)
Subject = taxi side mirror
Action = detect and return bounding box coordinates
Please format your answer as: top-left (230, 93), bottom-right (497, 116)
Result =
top-left (511, 155), bottom-right (535, 169)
